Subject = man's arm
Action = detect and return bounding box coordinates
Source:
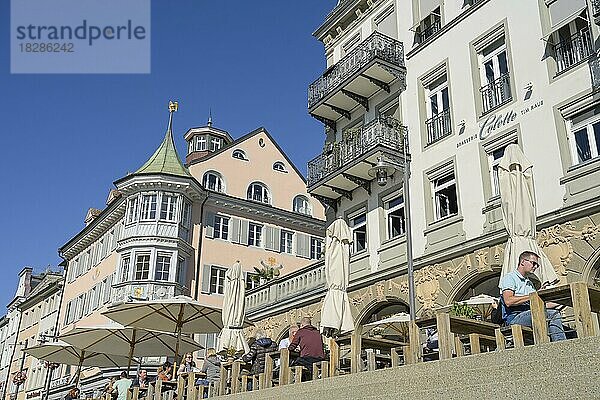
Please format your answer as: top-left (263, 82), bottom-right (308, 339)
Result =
top-left (502, 289), bottom-right (530, 307)
top-left (289, 331), bottom-right (301, 350)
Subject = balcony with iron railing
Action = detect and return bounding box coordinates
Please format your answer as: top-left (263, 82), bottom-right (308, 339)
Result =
top-left (306, 117), bottom-right (406, 197)
top-left (417, 20), bottom-right (441, 44)
top-left (593, 0), bottom-right (600, 25)
top-left (554, 28), bottom-right (593, 73)
top-left (307, 32), bottom-right (406, 129)
top-left (425, 109), bottom-right (452, 145)
top-left (480, 73), bottom-right (512, 114)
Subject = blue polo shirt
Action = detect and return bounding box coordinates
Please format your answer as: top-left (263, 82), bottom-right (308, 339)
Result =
top-left (500, 270), bottom-right (536, 323)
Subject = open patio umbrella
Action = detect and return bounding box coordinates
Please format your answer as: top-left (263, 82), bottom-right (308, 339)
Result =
top-left (320, 218), bottom-right (355, 336)
top-left (498, 144), bottom-right (558, 286)
top-left (59, 323), bottom-right (203, 372)
top-left (363, 312), bottom-right (410, 337)
top-left (103, 296), bottom-right (252, 375)
top-left (217, 261), bottom-right (250, 354)
top-left (24, 341), bottom-right (135, 386)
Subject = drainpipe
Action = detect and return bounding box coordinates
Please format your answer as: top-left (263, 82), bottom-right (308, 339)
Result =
top-left (193, 193), bottom-right (210, 299)
top-left (42, 258), bottom-right (67, 400)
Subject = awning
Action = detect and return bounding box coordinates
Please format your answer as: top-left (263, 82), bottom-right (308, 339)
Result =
top-left (542, 0), bottom-right (586, 41)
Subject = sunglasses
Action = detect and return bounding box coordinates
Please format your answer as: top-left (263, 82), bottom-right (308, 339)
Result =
top-left (524, 259), bottom-right (539, 268)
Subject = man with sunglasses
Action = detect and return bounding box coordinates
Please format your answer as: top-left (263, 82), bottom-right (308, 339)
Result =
top-left (500, 251), bottom-right (566, 341)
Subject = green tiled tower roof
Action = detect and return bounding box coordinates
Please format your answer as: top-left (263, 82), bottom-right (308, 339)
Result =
top-left (134, 101), bottom-right (192, 178)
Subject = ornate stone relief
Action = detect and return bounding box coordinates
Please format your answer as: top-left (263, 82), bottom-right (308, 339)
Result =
top-left (538, 221), bottom-right (600, 277)
top-left (248, 302), bottom-right (323, 340)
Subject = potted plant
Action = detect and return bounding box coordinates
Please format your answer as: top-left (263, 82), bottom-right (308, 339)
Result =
top-left (449, 303), bottom-right (477, 319)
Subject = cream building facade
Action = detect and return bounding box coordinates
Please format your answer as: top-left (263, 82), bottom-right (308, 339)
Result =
top-left (246, 0), bottom-right (600, 340)
top-left (52, 108), bottom-right (324, 397)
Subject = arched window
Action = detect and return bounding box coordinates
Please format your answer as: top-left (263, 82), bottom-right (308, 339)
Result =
top-left (293, 195), bottom-right (312, 215)
top-left (202, 171), bottom-right (225, 193)
top-left (232, 149), bottom-right (247, 160)
top-left (247, 182), bottom-right (270, 204)
top-left (273, 161), bottom-right (286, 172)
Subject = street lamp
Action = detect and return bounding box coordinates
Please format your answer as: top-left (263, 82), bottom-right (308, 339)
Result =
top-left (368, 131), bottom-right (416, 321)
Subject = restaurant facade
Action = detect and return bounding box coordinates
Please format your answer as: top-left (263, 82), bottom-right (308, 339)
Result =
top-left (245, 0), bottom-right (600, 342)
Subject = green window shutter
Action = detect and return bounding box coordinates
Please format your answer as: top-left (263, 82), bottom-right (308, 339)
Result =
top-left (240, 220), bottom-right (249, 245)
top-left (204, 211), bottom-right (215, 238)
top-left (200, 264), bottom-right (212, 294)
top-left (230, 218), bottom-right (241, 243)
top-left (273, 227), bottom-right (281, 252)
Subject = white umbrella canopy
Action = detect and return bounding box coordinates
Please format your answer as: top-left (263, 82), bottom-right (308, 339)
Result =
top-left (320, 218), bottom-right (355, 335)
top-left (217, 262), bottom-right (250, 354)
top-left (102, 296), bottom-right (225, 334)
top-left (59, 323), bottom-right (203, 371)
top-left (24, 341), bottom-right (136, 386)
top-left (363, 313), bottom-right (410, 337)
top-left (498, 144), bottom-right (558, 286)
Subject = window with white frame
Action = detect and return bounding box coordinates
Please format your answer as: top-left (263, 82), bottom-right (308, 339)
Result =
top-left (425, 74), bottom-right (451, 144)
top-left (202, 171), bottom-right (224, 193)
top-left (140, 194), bottom-right (158, 220)
top-left (135, 253), bottom-right (151, 280)
top-left (210, 137), bottom-right (222, 152)
top-left (350, 212), bottom-right (367, 253)
top-left (155, 253), bottom-right (171, 281)
top-left (120, 255), bottom-right (131, 282)
top-left (433, 172), bottom-right (458, 220)
top-left (416, 6), bottom-right (441, 44)
top-left (247, 182), bottom-right (270, 204)
top-left (310, 237), bottom-right (323, 260)
top-left (548, 7), bottom-right (591, 73)
top-left (195, 136), bottom-right (207, 151)
top-left (214, 215), bottom-right (229, 240)
top-left (479, 36), bottom-right (511, 113)
top-left (293, 195), bottom-right (312, 216)
top-left (232, 149), bottom-right (247, 160)
top-left (280, 230), bottom-right (293, 254)
top-left (209, 266), bottom-right (226, 294)
top-left (489, 146), bottom-right (508, 197)
top-left (386, 195), bottom-right (405, 239)
top-left (569, 111), bottom-right (600, 165)
top-left (160, 193), bottom-right (178, 221)
top-left (273, 161), bottom-right (286, 172)
top-left (126, 196), bottom-right (139, 224)
top-left (248, 223), bottom-right (263, 247)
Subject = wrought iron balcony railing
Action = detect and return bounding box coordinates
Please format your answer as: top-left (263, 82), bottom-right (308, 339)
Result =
top-left (308, 31), bottom-right (405, 110)
top-left (480, 73), bottom-right (512, 114)
top-left (593, 0), bottom-right (600, 25)
top-left (307, 117), bottom-right (405, 187)
top-left (426, 109), bottom-right (452, 145)
top-left (554, 28), bottom-right (593, 73)
top-left (417, 20), bottom-right (441, 44)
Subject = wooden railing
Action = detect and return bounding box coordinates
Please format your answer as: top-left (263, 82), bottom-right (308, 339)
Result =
top-left (89, 284), bottom-right (598, 399)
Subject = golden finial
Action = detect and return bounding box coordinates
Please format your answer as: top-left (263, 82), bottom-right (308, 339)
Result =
top-left (169, 101), bottom-right (179, 113)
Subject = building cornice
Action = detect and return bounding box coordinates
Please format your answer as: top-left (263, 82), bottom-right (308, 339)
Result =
top-left (18, 277), bottom-right (63, 311)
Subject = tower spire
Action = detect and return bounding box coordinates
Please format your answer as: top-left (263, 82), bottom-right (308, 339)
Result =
top-left (207, 108), bottom-right (213, 127)
top-left (130, 100), bottom-right (191, 178)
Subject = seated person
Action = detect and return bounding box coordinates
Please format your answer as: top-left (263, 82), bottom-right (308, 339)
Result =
top-left (500, 251), bottom-right (566, 342)
top-left (178, 353), bottom-right (197, 374)
top-left (196, 348), bottom-right (221, 397)
top-left (242, 330), bottom-right (278, 377)
top-left (289, 317), bottom-right (325, 380)
top-left (155, 361), bottom-right (173, 382)
top-left (113, 371), bottom-right (132, 400)
top-left (131, 369), bottom-right (148, 389)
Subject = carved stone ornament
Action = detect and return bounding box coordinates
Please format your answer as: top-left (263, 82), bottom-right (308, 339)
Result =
top-left (537, 222), bottom-right (600, 277)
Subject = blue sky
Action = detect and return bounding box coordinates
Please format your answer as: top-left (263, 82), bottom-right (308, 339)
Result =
top-left (0, 0), bottom-right (337, 309)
